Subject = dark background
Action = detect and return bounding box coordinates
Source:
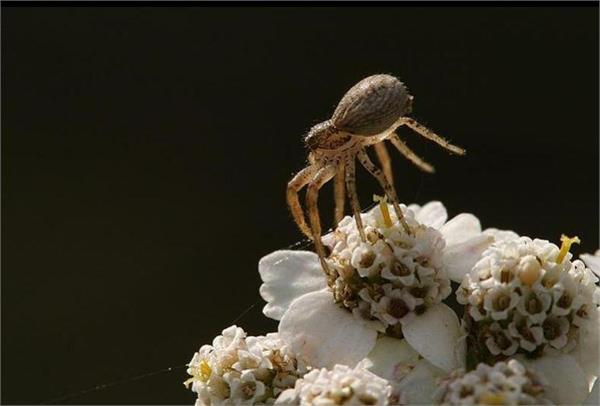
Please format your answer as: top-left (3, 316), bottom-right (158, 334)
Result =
top-left (2, 4), bottom-right (598, 404)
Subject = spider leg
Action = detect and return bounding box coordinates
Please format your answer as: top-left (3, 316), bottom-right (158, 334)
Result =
top-left (400, 117), bottom-right (466, 155)
top-left (389, 133), bottom-right (435, 173)
top-left (287, 165), bottom-right (318, 239)
top-left (306, 165), bottom-right (337, 272)
top-left (344, 157), bottom-right (367, 242)
top-left (357, 149), bottom-right (412, 235)
top-left (333, 164), bottom-right (346, 227)
top-left (374, 142), bottom-right (394, 186)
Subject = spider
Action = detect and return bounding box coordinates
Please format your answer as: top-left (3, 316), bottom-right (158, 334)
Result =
top-left (287, 74), bottom-right (465, 271)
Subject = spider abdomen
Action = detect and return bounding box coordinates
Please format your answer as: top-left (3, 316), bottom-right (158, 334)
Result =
top-left (332, 74), bottom-right (411, 136)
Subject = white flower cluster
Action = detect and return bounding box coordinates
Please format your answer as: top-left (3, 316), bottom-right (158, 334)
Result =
top-left (186, 201), bottom-right (599, 405)
top-left (457, 236), bottom-right (600, 359)
top-left (323, 204), bottom-right (451, 334)
top-left (436, 359), bottom-right (550, 405)
top-left (275, 364), bottom-right (392, 406)
top-left (185, 326), bottom-right (305, 405)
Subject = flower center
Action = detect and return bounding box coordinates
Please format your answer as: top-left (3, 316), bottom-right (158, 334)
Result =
top-left (576, 305), bottom-right (588, 319)
top-left (388, 298), bottom-right (410, 319)
top-left (499, 269), bottom-right (513, 284)
top-left (519, 326), bottom-right (535, 342)
top-left (557, 293), bottom-right (572, 309)
top-left (542, 319), bottom-right (560, 340)
top-left (241, 382), bottom-right (257, 399)
top-left (526, 294), bottom-right (542, 314)
top-left (358, 251), bottom-right (377, 268)
top-left (494, 294), bottom-right (511, 311)
top-left (184, 359), bottom-right (212, 388)
top-left (391, 260), bottom-right (411, 276)
top-left (495, 333), bottom-right (512, 350)
top-left (409, 286), bottom-right (428, 298)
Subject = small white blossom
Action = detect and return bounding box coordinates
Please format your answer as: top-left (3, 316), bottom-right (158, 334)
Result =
top-left (275, 364), bottom-right (392, 405)
top-left (435, 359), bottom-right (551, 405)
top-left (185, 326), bottom-right (305, 405)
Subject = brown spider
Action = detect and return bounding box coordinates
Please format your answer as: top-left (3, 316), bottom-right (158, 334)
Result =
top-left (287, 74), bottom-right (465, 270)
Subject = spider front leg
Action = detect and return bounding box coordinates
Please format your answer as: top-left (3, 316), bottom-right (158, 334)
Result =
top-left (344, 157), bottom-right (367, 242)
top-left (374, 142), bottom-right (394, 186)
top-left (357, 149), bottom-right (411, 235)
top-left (400, 117), bottom-right (465, 155)
top-left (306, 165), bottom-right (337, 272)
top-left (333, 164), bottom-right (346, 227)
top-left (287, 165), bottom-right (318, 239)
top-left (389, 134), bottom-right (435, 173)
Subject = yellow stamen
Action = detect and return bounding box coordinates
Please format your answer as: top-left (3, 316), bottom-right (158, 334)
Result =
top-left (183, 359), bottom-right (212, 388)
top-left (480, 392), bottom-right (506, 405)
top-left (556, 234), bottom-right (581, 264)
top-left (373, 194), bottom-right (392, 227)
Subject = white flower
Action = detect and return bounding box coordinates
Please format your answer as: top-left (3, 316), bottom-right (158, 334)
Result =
top-left (457, 235), bottom-right (600, 404)
top-left (435, 359), bottom-right (551, 405)
top-left (185, 326), bottom-right (306, 405)
top-left (458, 235), bottom-right (599, 355)
top-left (323, 206), bottom-right (452, 333)
top-left (275, 364), bottom-right (392, 405)
top-left (259, 201), bottom-right (487, 371)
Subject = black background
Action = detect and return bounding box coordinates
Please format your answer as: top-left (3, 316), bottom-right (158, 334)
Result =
top-left (2, 4), bottom-right (598, 404)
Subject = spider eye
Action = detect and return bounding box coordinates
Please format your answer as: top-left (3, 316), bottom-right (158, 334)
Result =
top-left (304, 132), bottom-right (319, 149)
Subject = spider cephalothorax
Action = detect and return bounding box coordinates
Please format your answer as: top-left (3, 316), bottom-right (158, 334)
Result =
top-left (287, 74), bottom-right (465, 272)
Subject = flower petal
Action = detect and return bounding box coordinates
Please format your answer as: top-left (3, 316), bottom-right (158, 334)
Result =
top-left (439, 213), bottom-right (482, 247)
top-left (574, 307), bottom-right (600, 380)
top-left (258, 250), bottom-right (327, 320)
top-left (278, 290), bottom-right (377, 368)
top-left (402, 303), bottom-right (466, 372)
top-left (518, 353), bottom-right (589, 405)
top-left (363, 336), bottom-right (419, 381)
top-left (407, 203), bottom-right (421, 214)
top-left (395, 359), bottom-right (446, 405)
top-left (443, 234), bottom-right (494, 283)
top-left (483, 228), bottom-right (519, 243)
top-left (415, 201), bottom-right (448, 229)
top-left (581, 253), bottom-right (600, 277)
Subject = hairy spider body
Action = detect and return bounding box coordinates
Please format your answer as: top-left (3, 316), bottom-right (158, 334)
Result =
top-left (287, 74), bottom-right (465, 272)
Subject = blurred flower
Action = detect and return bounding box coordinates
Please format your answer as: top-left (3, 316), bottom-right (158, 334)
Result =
top-left (435, 359), bottom-right (551, 405)
top-left (275, 364), bottom-right (392, 406)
